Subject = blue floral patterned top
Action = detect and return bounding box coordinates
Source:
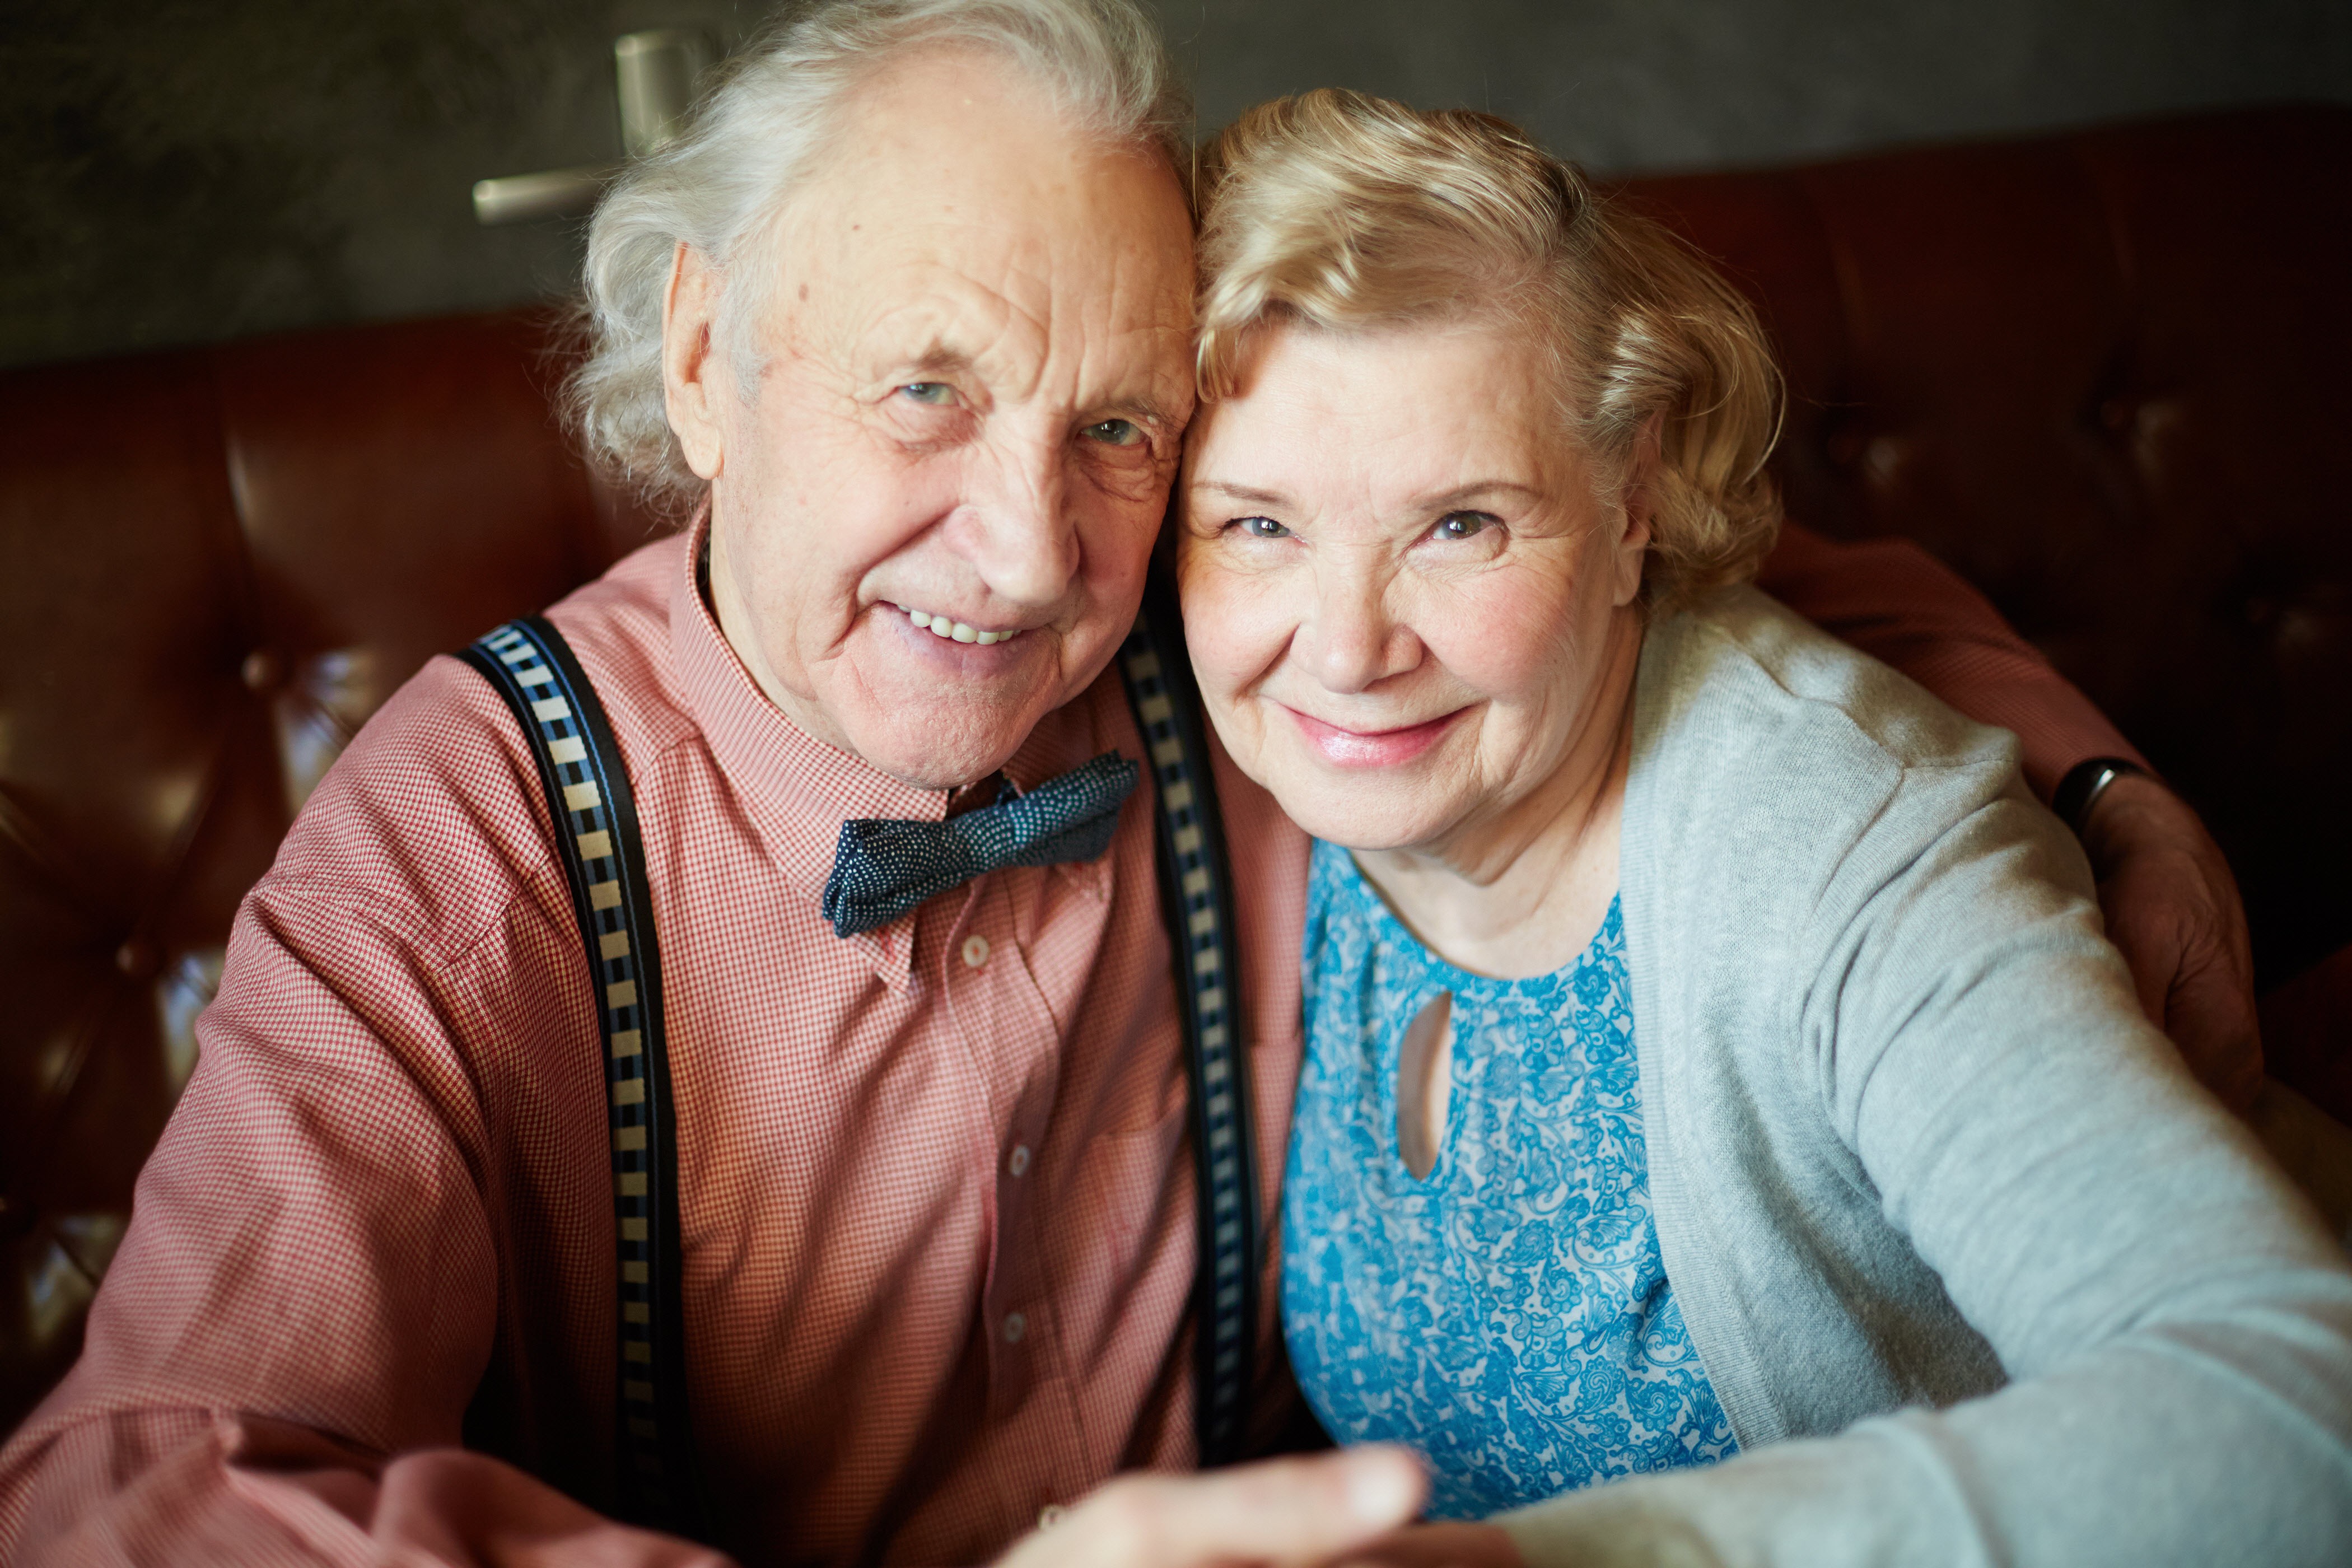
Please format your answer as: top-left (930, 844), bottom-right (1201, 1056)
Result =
top-left (1283, 839), bottom-right (1737, 1519)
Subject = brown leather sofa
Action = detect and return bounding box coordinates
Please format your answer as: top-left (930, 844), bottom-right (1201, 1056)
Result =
top-left (3, 104), bottom-right (2347, 1437)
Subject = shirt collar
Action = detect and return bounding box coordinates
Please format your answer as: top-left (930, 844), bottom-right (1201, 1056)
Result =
top-left (667, 508), bottom-right (1111, 988)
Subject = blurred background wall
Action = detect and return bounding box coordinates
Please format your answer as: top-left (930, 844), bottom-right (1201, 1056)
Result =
top-left (4, 0), bottom-right (2346, 372)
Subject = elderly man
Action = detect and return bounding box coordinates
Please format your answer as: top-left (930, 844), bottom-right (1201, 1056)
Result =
top-left (0, 1), bottom-right (2261, 1564)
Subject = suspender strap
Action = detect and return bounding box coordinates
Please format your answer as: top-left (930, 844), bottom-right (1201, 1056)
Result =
top-left (1113, 572), bottom-right (1262, 1467)
top-left (456, 582), bottom-right (1257, 1501)
top-left (458, 616), bottom-right (706, 1539)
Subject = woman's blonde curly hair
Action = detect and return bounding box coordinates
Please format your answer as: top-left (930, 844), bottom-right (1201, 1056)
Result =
top-left (1191, 90), bottom-right (1784, 608)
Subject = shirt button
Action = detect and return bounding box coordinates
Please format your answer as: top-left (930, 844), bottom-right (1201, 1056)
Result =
top-left (961, 934), bottom-right (991, 969)
top-left (1002, 1311), bottom-right (1028, 1345)
top-left (1007, 1142), bottom-right (1032, 1178)
top-left (1037, 1503), bottom-right (1066, 1530)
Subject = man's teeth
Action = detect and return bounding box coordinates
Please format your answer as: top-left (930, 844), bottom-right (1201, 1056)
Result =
top-left (896, 606), bottom-right (1021, 646)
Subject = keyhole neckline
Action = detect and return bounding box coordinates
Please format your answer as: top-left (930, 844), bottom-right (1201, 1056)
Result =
top-left (1397, 988), bottom-right (1455, 1182)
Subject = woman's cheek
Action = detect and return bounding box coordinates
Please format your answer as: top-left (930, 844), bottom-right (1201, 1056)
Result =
top-left (1420, 572), bottom-right (1568, 704)
top-left (1177, 550), bottom-right (1264, 703)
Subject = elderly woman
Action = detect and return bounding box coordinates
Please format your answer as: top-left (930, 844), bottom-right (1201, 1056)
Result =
top-left (1172, 92), bottom-right (2352, 1565)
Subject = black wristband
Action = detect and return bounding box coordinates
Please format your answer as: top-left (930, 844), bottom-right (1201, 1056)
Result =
top-left (2052, 756), bottom-right (2150, 836)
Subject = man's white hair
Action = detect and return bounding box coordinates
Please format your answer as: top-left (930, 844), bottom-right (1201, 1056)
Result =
top-left (569, 0), bottom-right (1190, 510)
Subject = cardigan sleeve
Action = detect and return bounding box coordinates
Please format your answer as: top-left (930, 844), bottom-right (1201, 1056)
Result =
top-left (1498, 753), bottom-right (2352, 1565)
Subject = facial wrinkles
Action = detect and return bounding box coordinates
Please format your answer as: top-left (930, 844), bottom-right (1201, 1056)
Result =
top-left (1186, 347), bottom-right (1631, 861)
top-left (848, 159), bottom-right (1188, 392)
top-left (787, 234), bottom-right (1147, 541)
top-left (818, 253), bottom-right (1164, 695)
top-left (1432, 534), bottom-right (1622, 861)
top-left (685, 54), bottom-right (1201, 791)
top-left (1257, 494), bottom-right (1555, 730)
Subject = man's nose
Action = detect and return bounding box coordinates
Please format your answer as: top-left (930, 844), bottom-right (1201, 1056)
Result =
top-left (1299, 551), bottom-right (1418, 695)
top-left (941, 432), bottom-right (1077, 611)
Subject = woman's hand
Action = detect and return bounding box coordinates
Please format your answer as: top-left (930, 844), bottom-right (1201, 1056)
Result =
top-left (2078, 773), bottom-right (2263, 1112)
top-left (992, 1446), bottom-right (1428, 1568)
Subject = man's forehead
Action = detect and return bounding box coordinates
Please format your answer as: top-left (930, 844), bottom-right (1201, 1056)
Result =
top-left (806, 56), bottom-right (1180, 245)
top-left (764, 52), bottom-right (1194, 396)
top-left (825, 217), bottom-right (1191, 330)
top-left (800, 49), bottom-right (1186, 242)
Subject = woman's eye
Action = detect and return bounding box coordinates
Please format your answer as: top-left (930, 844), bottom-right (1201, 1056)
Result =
top-left (898, 382), bottom-right (955, 405)
top-left (1236, 516), bottom-right (1291, 540)
top-left (1431, 511), bottom-right (1496, 542)
top-left (1082, 418), bottom-right (1142, 447)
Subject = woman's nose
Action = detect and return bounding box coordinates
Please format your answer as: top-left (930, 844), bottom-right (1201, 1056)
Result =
top-left (1300, 558), bottom-right (1417, 694)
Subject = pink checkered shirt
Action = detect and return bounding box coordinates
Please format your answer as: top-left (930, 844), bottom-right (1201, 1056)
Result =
top-left (0, 518), bottom-right (2132, 1566)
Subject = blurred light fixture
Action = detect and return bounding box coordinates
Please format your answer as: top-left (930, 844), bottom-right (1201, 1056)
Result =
top-left (473, 29), bottom-right (716, 226)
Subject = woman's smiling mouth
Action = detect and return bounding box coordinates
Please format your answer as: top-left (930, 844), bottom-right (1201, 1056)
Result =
top-left (1283, 706), bottom-right (1462, 768)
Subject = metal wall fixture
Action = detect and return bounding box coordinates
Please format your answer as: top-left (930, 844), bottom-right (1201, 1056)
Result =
top-left (473, 30), bottom-right (716, 226)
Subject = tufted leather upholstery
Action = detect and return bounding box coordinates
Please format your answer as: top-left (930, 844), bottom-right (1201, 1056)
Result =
top-left (2, 105), bottom-right (2346, 1434)
top-left (0, 315), bottom-right (660, 1429)
top-left (1624, 104), bottom-right (2352, 993)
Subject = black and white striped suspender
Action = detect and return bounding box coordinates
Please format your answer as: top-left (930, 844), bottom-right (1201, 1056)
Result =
top-left (1115, 576), bottom-right (1262, 1467)
top-left (460, 583), bottom-right (1259, 1521)
top-left (459, 617), bottom-right (705, 1539)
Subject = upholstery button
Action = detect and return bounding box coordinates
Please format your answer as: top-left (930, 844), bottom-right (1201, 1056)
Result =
top-left (961, 934), bottom-right (991, 969)
top-left (113, 937), bottom-right (158, 979)
top-left (1007, 1142), bottom-right (1032, 1177)
top-left (1002, 1311), bottom-right (1027, 1344)
top-left (1862, 435), bottom-right (1911, 487)
top-left (1037, 1503), bottom-right (1066, 1530)
top-left (240, 649), bottom-right (283, 692)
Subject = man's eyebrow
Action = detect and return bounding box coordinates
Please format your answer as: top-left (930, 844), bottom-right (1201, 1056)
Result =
top-left (885, 344), bottom-right (1175, 430)
top-left (901, 343), bottom-right (978, 378)
top-left (1093, 394), bottom-right (1179, 432)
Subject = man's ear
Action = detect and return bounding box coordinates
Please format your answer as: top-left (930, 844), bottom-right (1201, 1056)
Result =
top-left (662, 242), bottom-right (727, 482)
top-left (1611, 412), bottom-right (1664, 608)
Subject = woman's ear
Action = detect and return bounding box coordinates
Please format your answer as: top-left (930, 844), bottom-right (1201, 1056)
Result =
top-left (662, 242), bottom-right (728, 482)
top-left (1610, 413), bottom-right (1664, 608)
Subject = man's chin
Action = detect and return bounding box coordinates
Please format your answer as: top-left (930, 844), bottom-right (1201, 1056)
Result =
top-left (846, 712), bottom-right (1039, 792)
top-left (832, 628), bottom-right (1117, 790)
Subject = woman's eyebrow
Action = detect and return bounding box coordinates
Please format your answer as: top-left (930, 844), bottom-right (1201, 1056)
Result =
top-left (1416, 480), bottom-right (1543, 510)
top-left (1194, 480), bottom-right (1292, 507)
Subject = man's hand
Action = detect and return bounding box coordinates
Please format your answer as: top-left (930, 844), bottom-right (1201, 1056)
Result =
top-left (2078, 773), bottom-right (2263, 1112)
top-left (1328, 1521), bottom-right (1525, 1568)
top-left (993, 1446), bottom-right (1427, 1568)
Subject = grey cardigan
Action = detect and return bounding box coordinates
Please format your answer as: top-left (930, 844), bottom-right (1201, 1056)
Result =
top-left (1497, 589), bottom-right (2352, 1566)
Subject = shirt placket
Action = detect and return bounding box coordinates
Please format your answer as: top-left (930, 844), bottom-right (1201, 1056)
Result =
top-left (939, 870), bottom-right (1068, 1433)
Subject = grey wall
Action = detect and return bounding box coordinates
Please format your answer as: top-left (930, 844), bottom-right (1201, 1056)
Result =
top-left (3, 0), bottom-right (2346, 371)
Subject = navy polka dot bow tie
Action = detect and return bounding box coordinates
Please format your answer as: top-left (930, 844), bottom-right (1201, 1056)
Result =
top-left (821, 752), bottom-right (1140, 937)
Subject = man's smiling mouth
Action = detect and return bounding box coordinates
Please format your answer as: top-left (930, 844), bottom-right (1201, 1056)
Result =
top-left (892, 604), bottom-right (1028, 646)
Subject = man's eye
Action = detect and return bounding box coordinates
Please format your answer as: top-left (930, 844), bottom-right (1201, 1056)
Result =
top-left (1082, 418), bottom-right (1142, 447)
top-left (1236, 516), bottom-right (1291, 539)
top-left (899, 382), bottom-right (955, 405)
top-left (1432, 511), bottom-right (1496, 542)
